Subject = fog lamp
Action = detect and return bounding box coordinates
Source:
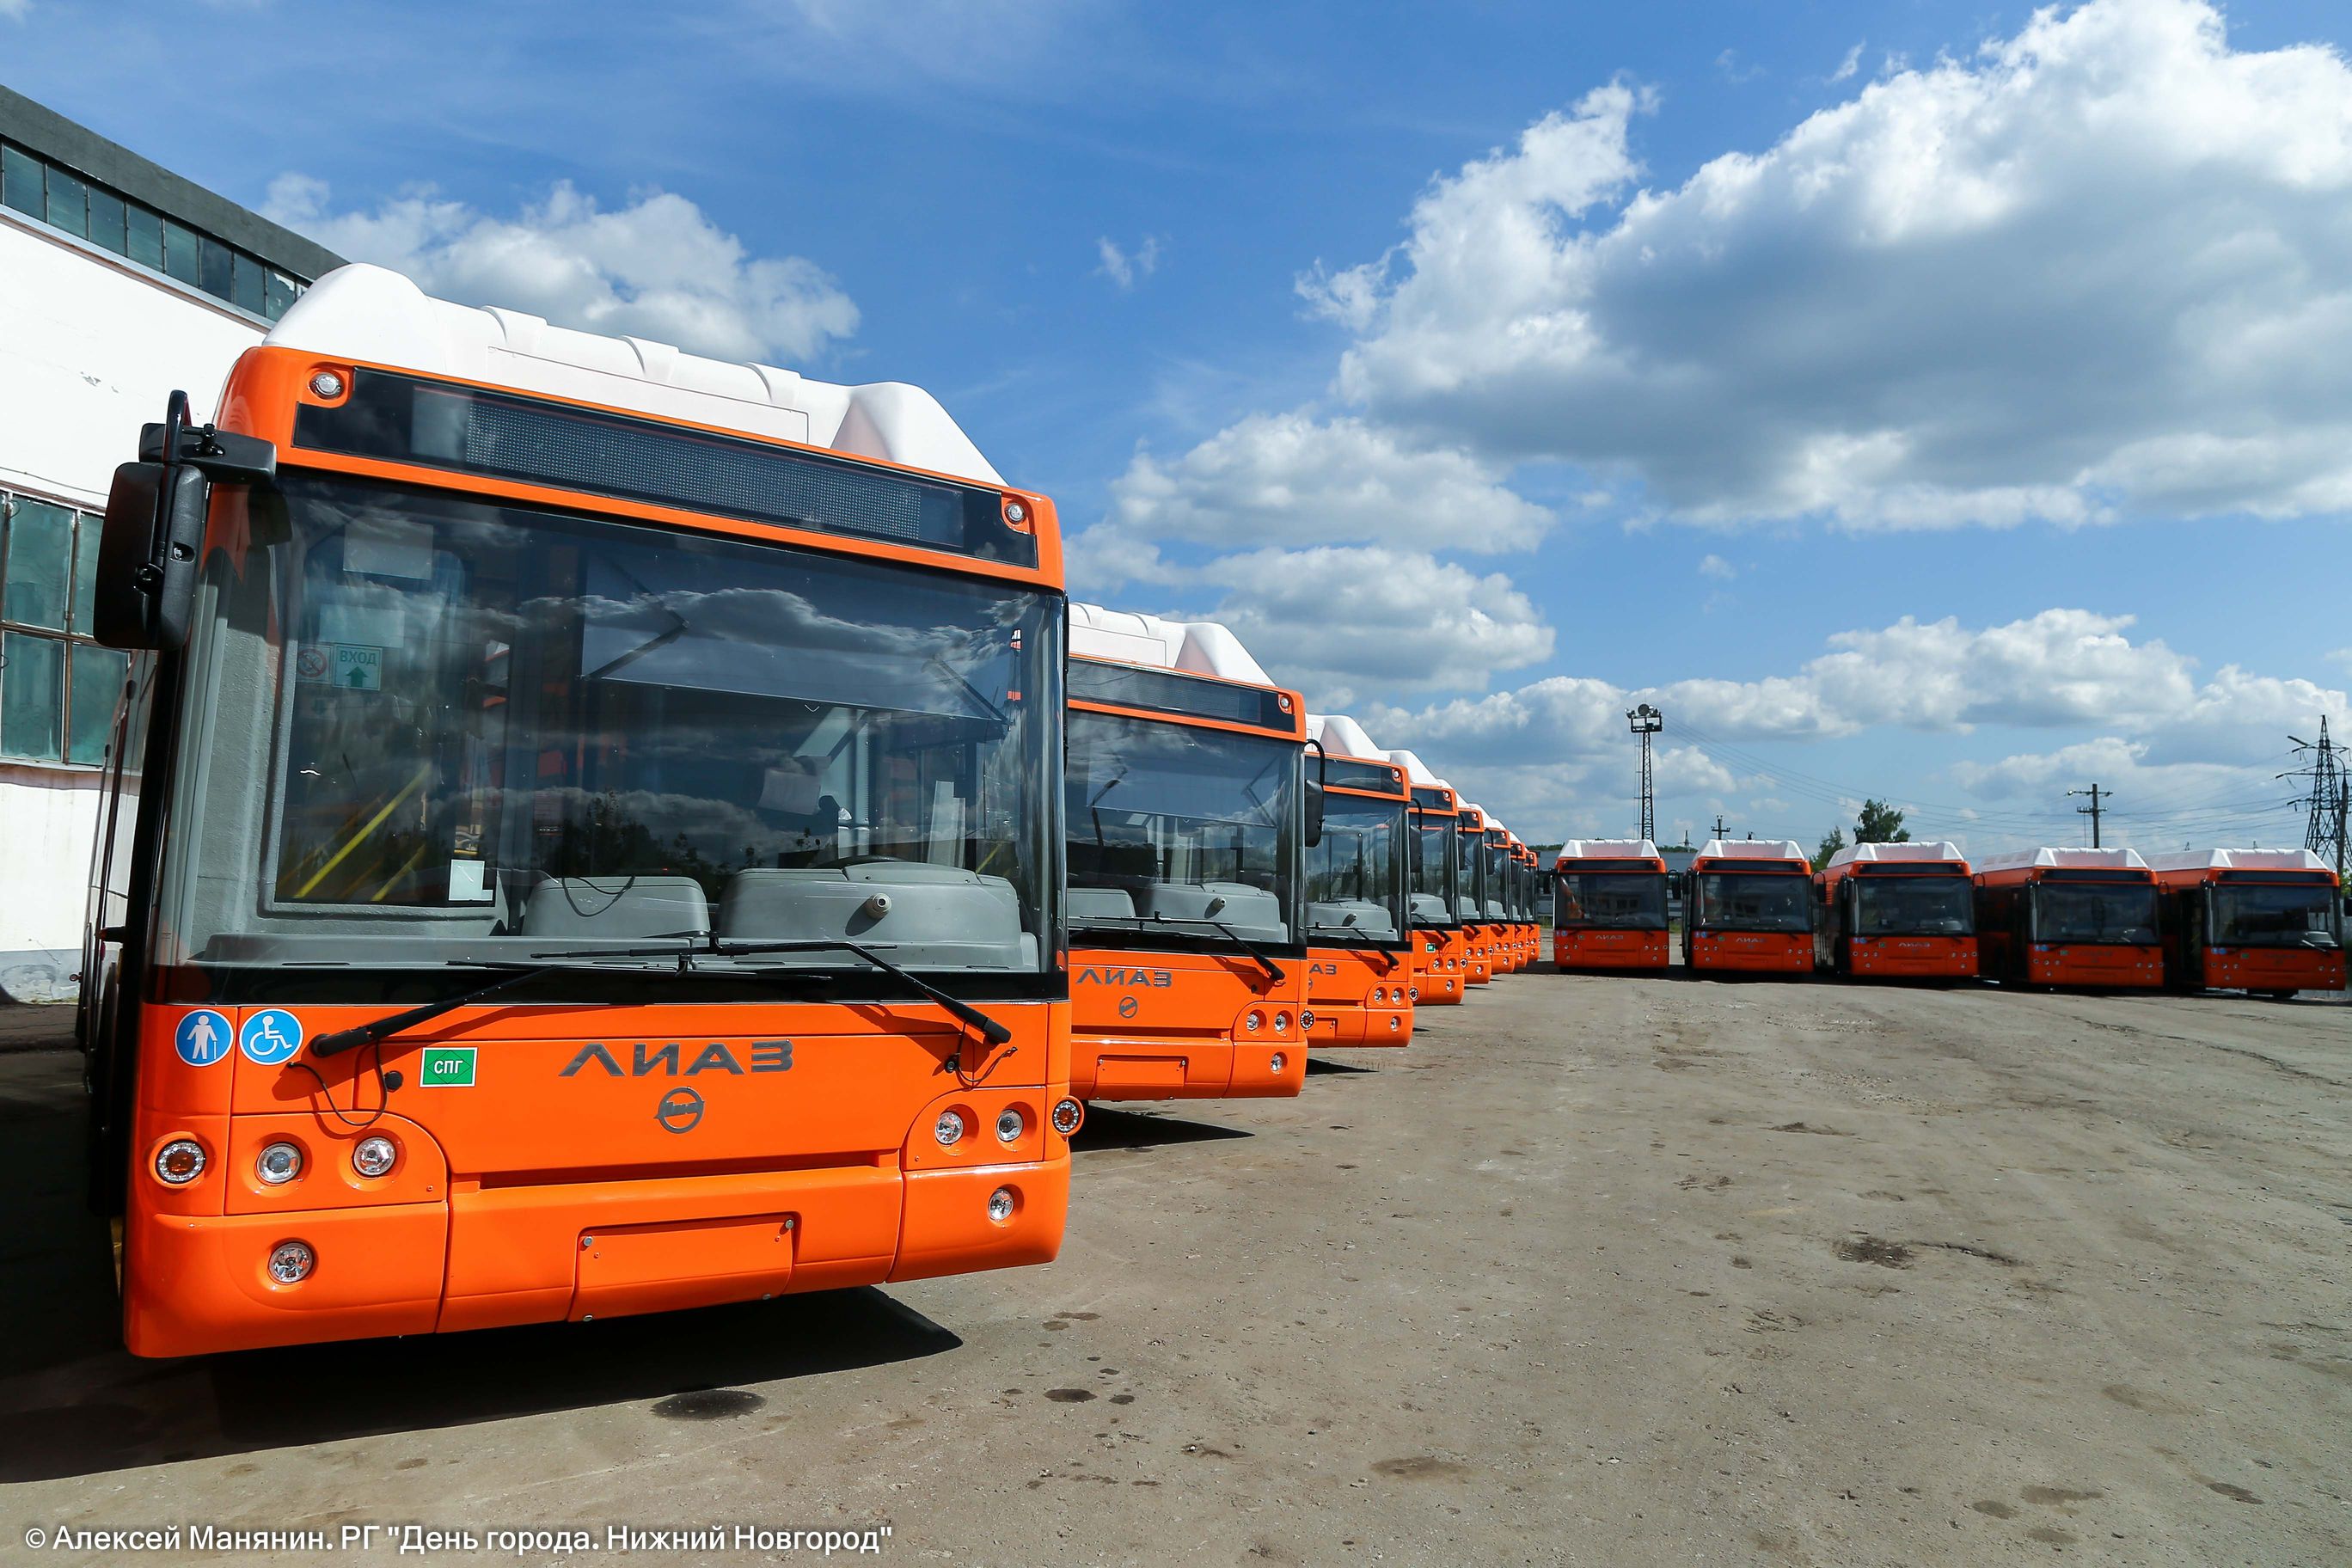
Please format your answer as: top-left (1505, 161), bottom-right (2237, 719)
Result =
top-left (267, 1240), bottom-right (315, 1284)
top-left (307, 368), bottom-right (346, 399)
top-left (987, 1186), bottom-right (1016, 1223)
top-left (155, 1138), bottom-right (206, 1185)
top-left (1269, 1052), bottom-right (1287, 1074)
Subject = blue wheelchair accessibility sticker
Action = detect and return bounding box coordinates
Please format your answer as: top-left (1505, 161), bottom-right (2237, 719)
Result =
top-left (175, 1009), bottom-right (233, 1068)
top-left (239, 1008), bottom-right (304, 1065)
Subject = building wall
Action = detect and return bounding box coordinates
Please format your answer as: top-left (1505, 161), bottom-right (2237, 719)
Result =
top-left (0, 211), bottom-right (266, 1000)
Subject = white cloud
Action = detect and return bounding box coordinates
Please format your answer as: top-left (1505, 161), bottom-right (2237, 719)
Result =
top-left (1697, 553), bottom-right (1736, 581)
top-left (1356, 607), bottom-right (2344, 839)
top-left (1831, 42), bottom-right (1865, 83)
top-left (1323, 0), bottom-right (2352, 530)
top-left (1096, 235), bottom-right (1161, 290)
top-left (0, 0), bottom-right (30, 21)
top-left (265, 175), bottom-right (859, 365)
top-left (1094, 413), bottom-right (1553, 562)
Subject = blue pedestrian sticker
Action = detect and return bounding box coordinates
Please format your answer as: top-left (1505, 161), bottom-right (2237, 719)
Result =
top-left (239, 1008), bottom-right (304, 1065)
top-left (175, 1009), bottom-right (233, 1068)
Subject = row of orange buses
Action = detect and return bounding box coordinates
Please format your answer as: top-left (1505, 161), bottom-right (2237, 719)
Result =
top-left (72, 266), bottom-right (1540, 1358)
top-left (1553, 836), bottom-right (2343, 996)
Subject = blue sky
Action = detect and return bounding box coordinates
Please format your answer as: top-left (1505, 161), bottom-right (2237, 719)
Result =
top-left (9, 0), bottom-right (2350, 853)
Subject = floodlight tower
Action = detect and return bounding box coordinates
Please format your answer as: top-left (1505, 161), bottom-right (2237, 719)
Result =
top-left (1627, 703), bottom-right (1663, 844)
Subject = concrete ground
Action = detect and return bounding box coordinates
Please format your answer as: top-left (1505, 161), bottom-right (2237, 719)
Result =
top-left (2, 975), bottom-right (2347, 1566)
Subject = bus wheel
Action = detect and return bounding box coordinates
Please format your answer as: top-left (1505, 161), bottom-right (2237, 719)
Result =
top-left (2265, 989), bottom-right (2297, 1001)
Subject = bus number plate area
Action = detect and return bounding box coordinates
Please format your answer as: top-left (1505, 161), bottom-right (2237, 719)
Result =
top-left (573, 1212), bottom-right (797, 1321)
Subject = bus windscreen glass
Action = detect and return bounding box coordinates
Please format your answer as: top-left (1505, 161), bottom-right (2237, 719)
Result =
top-left (1304, 796), bottom-right (1405, 941)
top-left (1853, 875), bottom-right (1975, 936)
top-left (2210, 884), bottom-right (2342, 947)
top-left (1697, 873), bottom-right (1810, 933)
top-left (156, 475), bottom-right (1060, 986)
top-left (2031, 883), bottom-right (2158, 945)
top-left (1066, 710), bottom-right (1298, 943)
top-left (1408, 810), bottom-right (1458, 927)
top-left (1557, 873), bottom-right (1669, 929)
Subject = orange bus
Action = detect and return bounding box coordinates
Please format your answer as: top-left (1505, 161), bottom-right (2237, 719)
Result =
top-left (1814, 842), bottom-right (1978, 981)
top-left (1063, 607), bottom-right (1308, 1101)
top-left (1387, 750), bottom-right (1468, 1006)
top-left (1515, 839), bottom-right (1543, 968)
top-left (1455, 803), bottom-right (1496, 986)
top-left (1300, 714), bottom-right (1414, 1046)
top-left (1972, 848), bottom-right (2161, 989)
top-left (1553, 840), bottom-right (1672, 970)
top-left (2150, 848), bottom-right (2345, 997)
top-left (77, 266), bottom-right (1075, 1357)
top-left (1683, 839), bottom-right (1815, 975)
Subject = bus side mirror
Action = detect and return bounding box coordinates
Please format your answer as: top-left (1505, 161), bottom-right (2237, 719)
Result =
top-left (94, 461), bottom-right (210, 651)
top-left (96, 393), bottom-right (277, 652)
top-left (1303, 781), bottom-right (1325, 848)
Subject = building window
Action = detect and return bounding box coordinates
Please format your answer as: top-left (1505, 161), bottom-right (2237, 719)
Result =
top-left (0, 136), bottom-right (309, 322)
top-left (0, 493), bottom-right (130, 766)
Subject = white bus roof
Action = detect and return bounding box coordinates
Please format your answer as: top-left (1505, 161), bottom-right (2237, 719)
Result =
top-left (1557, 839), bottom-right (1662, 862)
top-left (1823, 840), bottom-right (1968, 872)
top-left (1307, 713), bottom-right (1386, 762)
top-left (1067, 603), bottom-right (1277, 686)
top-left (2144, 847), bottom-right (2332, 874)
top-left (1972, 846), bottom-right (2150, 874)
top-left (1696, 838), bottom-right (1807, 863)
top-left (265, 263), bottom-right (1003, 484)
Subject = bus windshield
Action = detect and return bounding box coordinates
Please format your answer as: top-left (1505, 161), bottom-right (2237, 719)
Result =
top-left (1066, 710), bottom-right (1298, 943)
top-left (1408, 812), bottom-right (1458, 928)
top-left (1696, 872), bottom-right (1810, 933)
top-left (1303, 796), bottom-right (1405, 942)
top-left (1481, 840), bottom-right (1507, 920)
top-left (1454, 821), bottom-right (1482, 922)
top-left (156, 475), bottom-right (1060, 985)
top-left (1854, 875), bottom-right (1975, 936)
top-left (2211, 883), bottom-right (2342, 948)
top-left (1557, 872), bottom-right (1668, 930)
top-left (2031, 882), bottom-right (2158, 945)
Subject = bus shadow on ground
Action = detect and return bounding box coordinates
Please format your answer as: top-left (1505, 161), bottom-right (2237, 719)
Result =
top-left (0, 1050), bottom-right (964, 1483)
top-left (1069, 1106), bottom-right (1249, 1153)
top-left (1305, 1057), bottom-right (1377, 1075)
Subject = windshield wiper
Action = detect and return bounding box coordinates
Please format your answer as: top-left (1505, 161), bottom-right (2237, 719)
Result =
top-left (1073, 914), bottom-right (1287, 984)
top-left (1305, 928), bottom-right (1403, 970)
top-left (308, 956), bottom-right (681, 1058)
top-left (711, 938), bottom-right (1012, 1044)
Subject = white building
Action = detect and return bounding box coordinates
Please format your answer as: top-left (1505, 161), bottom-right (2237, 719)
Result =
top-left (0, 87), bottom-right (340, 999)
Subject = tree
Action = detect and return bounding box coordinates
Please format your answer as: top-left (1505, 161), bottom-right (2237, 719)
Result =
top-left (1855, 799), bottom-right (1909, 845)
top-left (1811, 826), bottom-right (1846, 872)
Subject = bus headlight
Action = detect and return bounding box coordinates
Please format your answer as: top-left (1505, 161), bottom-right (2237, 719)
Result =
top-left (1243, 1013), bottom-right (1261, 1032)
top-left (154, 1138), bottom-right (206, 1185)
top-left (254, 1142), bottom-right (303, 1185)
top-left (1273, 1013), bottom-right (1291, 1033)
top-left (934, 1111), bottom-right (966, 1146)
top-left (267, 1240), bottom-right (315, 1284)
top-left (1051, 1098), bottom-right (1084, 1136)
top-left (995, 1107), bottom-right (1025, 1145)
top-left (352, 1136), bottom-right (398, 1178)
